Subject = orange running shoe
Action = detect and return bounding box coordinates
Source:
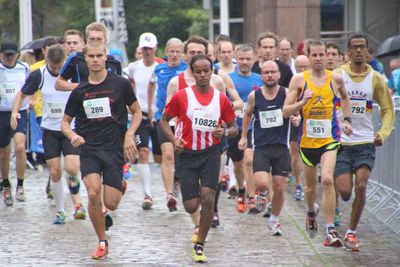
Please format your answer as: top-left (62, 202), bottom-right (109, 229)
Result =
top-left (236, 194), bottom-right (247, 213)
top-left (91, 241), bottom-right (108, 260)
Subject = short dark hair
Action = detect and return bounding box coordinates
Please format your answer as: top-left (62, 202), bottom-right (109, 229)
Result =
top-left (306, 39), bottom-right (326, 55)
top-left (347, 33), bottom-right (369, 48)
top-left (184, 36), bottom-right (209, 55)
top-left (215, 34), bottom-right (231, 44)
top-left (189, 54), bottom-right (213, 73)
top-left (46, 44), bottom-right (65, 64)
top-left (326, 42), bottom-right (341, 53)
top-left (64, 29), bottom-right (84, 41)
top-left (43, 37), bottom-right (58, 49)
top-left (217, 40), bottom-right (235, 53)
top-left (257, 31), bottom-right (279, 48)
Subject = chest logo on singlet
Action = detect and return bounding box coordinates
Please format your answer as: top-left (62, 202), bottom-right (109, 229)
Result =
top-left (83, 97), bottom-right (112, 119)
top-left (192, 109), bottom-right (219, 132)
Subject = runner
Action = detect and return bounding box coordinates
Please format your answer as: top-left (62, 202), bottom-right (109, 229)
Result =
top-left (283, 39), bottom-right (352, 247)
top-left (239, 60), bottom-right (295, 235)
top-left (228, 43), bottom-right (263, 213)
top-left (334, 33), bottom-right (394, 251)
top-left (61, 41), bottom-right (142, 259)
top-left (0, 42), bottom-right (30, 206)
top-left (159, 54), bottom-right (237, 263)
top-left (216, 40), bottom-right (236, 74)
top-left (148, 37), bottom-right (187, 212)
top-left (11, 44), bottom-right (86, 223)
top-left (326, 42), bottom-right (341, 71)
top-left (127, 32), bottom-right (163, 210)
top-left (278, 38), bottom-right (297, 74)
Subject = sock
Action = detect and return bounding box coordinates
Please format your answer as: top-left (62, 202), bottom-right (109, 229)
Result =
top-left (238, 187), bottom-right (246, 195)
top-left (214, 183), bottom-right (221, 213)
top-left (2, 178), bottom-right (11, 188)
top-left (17, 178), bottom-right (24, 187)
top-left (270, 215), bottom-right (279, 223)
top-left (335, 207), bottom-right (340, 213)
top-left (260, 191), bottom-right (268, 197)
top-left (346, 229), bottom-right (356, 236)
top-left (100, 240), bottom-right (108, 246)
top-left (308, 205), bottom-right (316, 216)
top-left (51, 180), bottom-right (64, 212)
top-left (326, 224), bottom-right (335, 234)
top-left (137, 163), bottom-right (152, 197)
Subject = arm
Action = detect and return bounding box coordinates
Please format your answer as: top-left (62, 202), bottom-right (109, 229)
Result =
top-left (61, 114), bottom-right (85, 147)
top-left (124, 101), bottom-right (142, 161)
top-left (55, 76), bottom-right (79, 91)
top-left (282, 74), bottom-right (310, 117)
top-left (147, 78), bottom-right (156, 126)
top-left (373, 73), bottom-right (395, 145)
top-left (10, 91), bottom-right (27, 130)
top-left (334, 73), bottom-right (352, 135)
top-left (238, 91), bottom-right (255, 150)
top-left (159, 112), bottom-right (187, 153)
top-left (219, 71), bottom-right (243, 110)
top-left (166, 77), bottom-right (178, 105)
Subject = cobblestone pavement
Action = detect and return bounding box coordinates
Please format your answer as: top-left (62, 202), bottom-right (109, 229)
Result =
top-left (1, 164), bottom-right (400, 266)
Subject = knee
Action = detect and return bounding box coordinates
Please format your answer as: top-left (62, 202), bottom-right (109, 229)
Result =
top-left (200, 192), bottom-right (215, 209)
top-left (87, 189), bottom-right (101, 203)
top-left (49, 169), bottom-right (61, 181)
top-left (244, 157), bottom-right (253, 169)
top-left (162, 150), bottom-right (174, 164)
top-left (14, 143), bottom-right (25, 154)
top-left (273, 181), bottom-right (285, 195)
top-left (138, 148), bottom-right (149, 162)
top-left (321, 176), bottom-right (334, 188)
top-left (104, 200), bottom-right (118, 211)
top-left (255, 177), bottom-right (268, 192)
top-left (184, 204), bottom-right (198, 214)
top-left (65, 165), bottom-right (79, 176)
top-left (340, 192), bottom-right (352, 202)
top-left (355, 181), bottom-right (367, 195)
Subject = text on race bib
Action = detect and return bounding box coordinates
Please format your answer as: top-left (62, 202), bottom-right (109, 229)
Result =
top-left (306, 119), bottom-right (332, 138)
top-left (83, 97), bottom-right (112, 119)
top-left (0, 82), bottom-right (18, 97)
top-left (259, 109), bottom-right (283, 128)
top-left (192, 109), bottom-right (219, 132)
top-left (47, 102), bottom-right (65, 118)
top-left (350, 100), bottom-right (367, 117)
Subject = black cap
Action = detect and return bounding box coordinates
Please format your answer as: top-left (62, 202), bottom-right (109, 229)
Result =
top-left (0, 42), bottom-right (19, 55)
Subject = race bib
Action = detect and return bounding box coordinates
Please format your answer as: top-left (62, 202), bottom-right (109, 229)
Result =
top-left (234, 102), bottom-right (247, 119)
top-left (259, 109), bottom-right (283, 128)
top-left (83, 97), bottom-right (111, 119)
top-left (47, 102), bottom-right (65, 118)
top-left (192, 109), bottom-right (218, 132)
top-left (306, 119), bottom-right (332, 138)
top-left (350, 100), bottom-right (367, 117)
top-left (0, 82), bottom-right (18, 97)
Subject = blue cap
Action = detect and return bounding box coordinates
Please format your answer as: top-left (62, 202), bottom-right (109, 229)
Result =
top-left (109, 48), bottom-right (124, 63)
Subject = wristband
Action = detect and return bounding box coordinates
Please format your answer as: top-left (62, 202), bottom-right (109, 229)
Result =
top-left (344, 116), bottom-right (352, 124)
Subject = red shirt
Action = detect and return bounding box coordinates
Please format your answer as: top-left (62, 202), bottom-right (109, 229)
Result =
top-left (165, 86), bottom-right (236, 151)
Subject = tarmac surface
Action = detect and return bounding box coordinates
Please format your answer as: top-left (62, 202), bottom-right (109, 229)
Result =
top-left (1, 163), bottom-right (400, 266)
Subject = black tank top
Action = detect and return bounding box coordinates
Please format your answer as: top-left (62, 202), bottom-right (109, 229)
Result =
top-left (253, 86), bottom-right (290, 148)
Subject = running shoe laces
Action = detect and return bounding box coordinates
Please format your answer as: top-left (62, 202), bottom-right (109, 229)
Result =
top-left (192, 243), bottom-right (207, 263)
top-left (91, 241), bottom-right (108, 260)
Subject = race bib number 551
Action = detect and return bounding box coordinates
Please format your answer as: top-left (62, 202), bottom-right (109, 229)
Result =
top-left (306, 119), bottom-right (331, 138)
top-left (83, 97), bottom-right (111, 119)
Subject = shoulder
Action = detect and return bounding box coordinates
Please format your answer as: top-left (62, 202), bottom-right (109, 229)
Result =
top-left (65, 51), bottom-right (83, 65)
top-left (15, 61), bottom-right (30, 71)
top-left (331, 71), bottom-right (344, 83)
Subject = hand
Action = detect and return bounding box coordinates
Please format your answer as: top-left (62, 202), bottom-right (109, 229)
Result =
top-left (124, 134), bottom-right (138, 161)
top-left (212, 125), bottom-right (224, 139)
top-left (238, 137), bottom-right (247, 151)
top-left (291, 114), bottom-right (301, 127)
top-left (301, 89), bottom-right (313, 105)
top-left (173, 138), bottom-right (187, 154)
top-left (29, 99), bottom-right (36, 109)
top-left (342, 121), bottom-right (353, 136)
top-left (10, 112), bottom-right (21, 130)
top-left (374, 133), bottom-right (383, 146)
top-left (70, 134), bottom-right (85, 148)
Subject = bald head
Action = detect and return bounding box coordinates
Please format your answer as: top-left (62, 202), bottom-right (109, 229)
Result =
top-left (294, 55), bottom-right (310, 73)
top-left (260, 60), bottom-right (280, 88)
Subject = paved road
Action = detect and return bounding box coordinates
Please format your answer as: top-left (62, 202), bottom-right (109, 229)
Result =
top-left (1, 164), bottom-right (400, 266)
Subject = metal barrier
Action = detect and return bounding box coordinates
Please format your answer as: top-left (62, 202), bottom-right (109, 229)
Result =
top-left (367, 102), bottom-right (400, 234)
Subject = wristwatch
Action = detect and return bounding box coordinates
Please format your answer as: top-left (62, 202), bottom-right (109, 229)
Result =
top-left (343, 116), bottom-right (352, 124)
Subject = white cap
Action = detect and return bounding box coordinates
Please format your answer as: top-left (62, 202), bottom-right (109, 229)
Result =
top-left (139, 32), bottom-right (157, 48)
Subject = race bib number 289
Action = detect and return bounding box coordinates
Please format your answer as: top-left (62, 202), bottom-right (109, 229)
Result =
top-left (83, 97), bottom-right (112, 119)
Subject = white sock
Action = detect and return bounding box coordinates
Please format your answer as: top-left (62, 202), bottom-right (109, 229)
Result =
top-left (51, 179), bottom-right (64, 212)
top-left (228, 159), bottom-right (237, 188)
top-left (137, 163), bottom-right (152, 197)
top-left (270, 215), bottom-right (279, 223)
top-left (346, 229), bottom-right (356, 236)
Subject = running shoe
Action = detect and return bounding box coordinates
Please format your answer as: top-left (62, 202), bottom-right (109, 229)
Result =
top-left (323, 229), bottom-right (343, 247)
top-left (268, 222), bottom-right (282, 236)
top-left (236, 193), bottom-right (247, 213)
top-left (191, 227), bottom-right (199, 243)
top-left (192, 243), bottom-right (207, 263)
top-left (167, 193), bottom-right (177, 212)
top-left (68, 176), bottom-right (80, 195)
top-left (212, 213), bottom-right (220, 228)
top-left (255, 193), bottom-right (267, 212)
top-left (53, 211), bottom-right (66, 224)
top-left (3, 187), bottom-right (14, 206)
top-left (15, 186), bottom-right (26, 202)
top-left (228, 185), bottom-right (238, 199)
top-left (344, 233), bottom-right (360, 251)
top-left (220, 174), bottom-right (229, 192)
top-left (306, 204), bottom-right (319, 231)
top-left (263, 201), bottom-right (272, 218)
top-left (293, 185), bottom-right (304, 201)
top-left (91, 241), bottom-right (108, 260)
top-left (74, 204), bottom-right (87, 220)
top-left (104, 210), bottom-right (113, 231)
top-left (123, 163), bottom-right (131, 179)
top-left (247, 197), bottom-right (258, 214)
top-left (45, 177), bottom-right (53, 199)
top-left (142, 195), bottom-right (153, 210)
top-left (334, 208), bottom-right (342, 226)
